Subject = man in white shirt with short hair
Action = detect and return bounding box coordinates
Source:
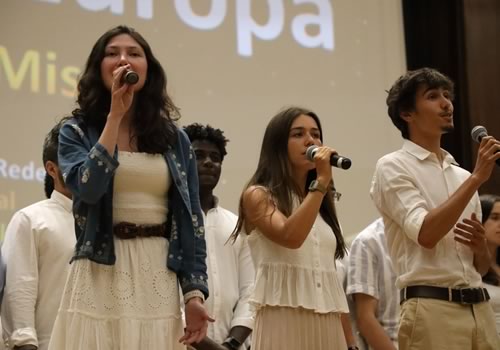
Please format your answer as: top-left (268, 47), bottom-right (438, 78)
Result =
top-left (185, 123), bottom-right (254, 350)
top-left (1, 122), bottom-right (76, 350)
top-left (371, 67), bottom-right (500, 349)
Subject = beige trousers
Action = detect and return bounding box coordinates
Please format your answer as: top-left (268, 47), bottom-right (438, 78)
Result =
top-left (399, 298), bottom-right (499, 350)
top-left (252, 306), bottom-right (346, 350)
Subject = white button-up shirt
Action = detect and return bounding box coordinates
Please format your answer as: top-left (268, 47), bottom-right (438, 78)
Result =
top-left (203, 202), bottom-right (254, 347)
top-left (1, 191), bottom-right (75, 350)
top-left (370, 140), bottom-right (482, 289)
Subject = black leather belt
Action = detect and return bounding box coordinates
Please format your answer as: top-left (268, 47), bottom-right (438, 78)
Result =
top-left (401, 285), bottom-right (490, 305)
top-left (113, 222), bottom-right (167, 239)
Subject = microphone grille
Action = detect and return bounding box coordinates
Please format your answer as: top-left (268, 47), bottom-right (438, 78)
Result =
top-left (124, 70), bottom-right (139, 84)
top-left (471, 125), bottom-right (487, 143)
top-left (306, 145), bottom-right (317, 161)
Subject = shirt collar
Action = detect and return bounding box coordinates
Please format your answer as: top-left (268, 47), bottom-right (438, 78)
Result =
top-left (402, 139), bottom-right (458, 167)
top-left (206, 196), bottom-right (220, 214)
top-left (51, 190), bottom-right (73, 213)
top-left (202, 196), bottom-right (220, 222)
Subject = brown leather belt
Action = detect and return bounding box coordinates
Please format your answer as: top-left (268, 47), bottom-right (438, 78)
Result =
top-left (113, 222), bottom-right (167, 239)
top-left (401, 285), bottom-right (490, 305)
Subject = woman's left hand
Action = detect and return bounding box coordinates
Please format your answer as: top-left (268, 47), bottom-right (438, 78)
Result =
top-left (180, 298), bottom-right (215, 345)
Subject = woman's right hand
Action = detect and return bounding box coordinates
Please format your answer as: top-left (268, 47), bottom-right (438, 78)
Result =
top-left (108, 64), bottom-right (135, 120)
top-left (311, 145), bottom-right (335, 186)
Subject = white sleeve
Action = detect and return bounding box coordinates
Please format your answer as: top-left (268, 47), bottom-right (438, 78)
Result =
top-left (1, 211), bottom-right (39, 347)
top-left (370, 158), bottom-right (427, 245)
top-left (230, 234), bottom-right (255, 330)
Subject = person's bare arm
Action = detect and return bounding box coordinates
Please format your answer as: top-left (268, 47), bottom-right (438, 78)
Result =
top-left (354, 293), bottom-right (396, 350)
top-left (340, 313), bottom-right (358, 349)
top-left (418, 137), bottom-right (500, 248)
top-left (243, 146), bottom-right (336, 249)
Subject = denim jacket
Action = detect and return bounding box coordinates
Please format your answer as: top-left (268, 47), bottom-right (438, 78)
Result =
top-left (58, 117), bottom-right (209, 297)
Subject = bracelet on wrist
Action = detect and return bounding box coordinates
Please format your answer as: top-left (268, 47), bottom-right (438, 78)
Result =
top-left (184, 289), bottom-right (205, 304)
top-left (308, 179), bottom-right (328, 195)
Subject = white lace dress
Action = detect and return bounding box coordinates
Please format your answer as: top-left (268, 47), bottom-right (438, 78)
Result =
top-left (48, 152), bottom-right (186, 350)
top-left (247, 212), bottom-right (349, 350)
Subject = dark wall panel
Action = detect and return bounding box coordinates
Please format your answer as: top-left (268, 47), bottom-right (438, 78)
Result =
top-left (403, 0), bottom-right (499, 195)
top-left (463, 0), bottom-right (500, 195)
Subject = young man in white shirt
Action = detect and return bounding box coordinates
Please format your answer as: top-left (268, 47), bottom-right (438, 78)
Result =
top-left (371, 67), bottom-right (500, 349)
top-left (1, 122), bottom-right (76, 350)
top-left (184, 123), bottom-right (254, 350)
top-left (347, 218), bottom-right (399, 350)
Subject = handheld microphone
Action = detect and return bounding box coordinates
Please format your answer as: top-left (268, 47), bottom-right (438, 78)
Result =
top-left (471, 125), bottom-right (500, 166)
top-left (121, 69), bottom-right (139, 85)
top-left (471, 125), bottom-right (488, 143)
top-left (306, 145), bottom-right (352, 170)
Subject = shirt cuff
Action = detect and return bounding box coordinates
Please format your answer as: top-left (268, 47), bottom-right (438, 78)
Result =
top-left (92, 142), bottom-right (119, 170)
top-left (230, 316), bottom-right (255, 330)
top-left (346, 284), bottom-right (378, 299)
top-left (9, 327), bottom-right (38, 348)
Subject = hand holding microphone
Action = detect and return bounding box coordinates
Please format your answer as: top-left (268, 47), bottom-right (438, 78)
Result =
top-left (108, 66), bottom-right (138, 120)
top-left (306, 145), bottom-right (352, 170)
top-left (471, 125), bottom-right (500, 167)
top-left (121, 69), bottom-right (139, 85)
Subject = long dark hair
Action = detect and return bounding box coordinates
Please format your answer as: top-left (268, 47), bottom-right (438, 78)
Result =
top-left (72, 25), bottom-right (179, 153)
top-left (480, 194), bottom-right (500, 286)
top-left (233, 107), bottom-right (346, 259)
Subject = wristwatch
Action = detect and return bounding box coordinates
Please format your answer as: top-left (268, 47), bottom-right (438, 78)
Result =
top-left (308, 179), bottom-right (327, 195)
top-left (222, 336), bottom-right (242, 350)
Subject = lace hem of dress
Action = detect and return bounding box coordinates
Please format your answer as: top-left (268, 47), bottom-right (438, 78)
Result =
top-left (48, 310), bottom-right (186, 350)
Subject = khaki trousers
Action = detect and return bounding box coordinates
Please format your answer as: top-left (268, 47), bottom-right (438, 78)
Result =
top-left (399, 298), bottom-right (499, 350)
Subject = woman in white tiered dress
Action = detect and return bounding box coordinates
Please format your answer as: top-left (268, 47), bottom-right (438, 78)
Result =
top-left (48, 26), bottom-right (211, 350)
top-left (233, 107), bottom-right (349, 349)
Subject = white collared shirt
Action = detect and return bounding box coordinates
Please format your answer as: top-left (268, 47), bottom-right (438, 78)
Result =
top-left (370, 140), bottom-right (482, 289)
top-left (1, 191), bottom-right (75, 350)
top-left (203, 201), bottom-right (254, 347)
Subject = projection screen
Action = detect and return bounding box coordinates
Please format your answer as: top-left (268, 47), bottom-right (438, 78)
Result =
top-left (0, 0), bottom-right (406, 241)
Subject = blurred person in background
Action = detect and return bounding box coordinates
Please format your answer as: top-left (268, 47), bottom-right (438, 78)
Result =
top-left (1, 122), bottom-right (75, 350)
top-left (480, 194), bottom-right (500, 335)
